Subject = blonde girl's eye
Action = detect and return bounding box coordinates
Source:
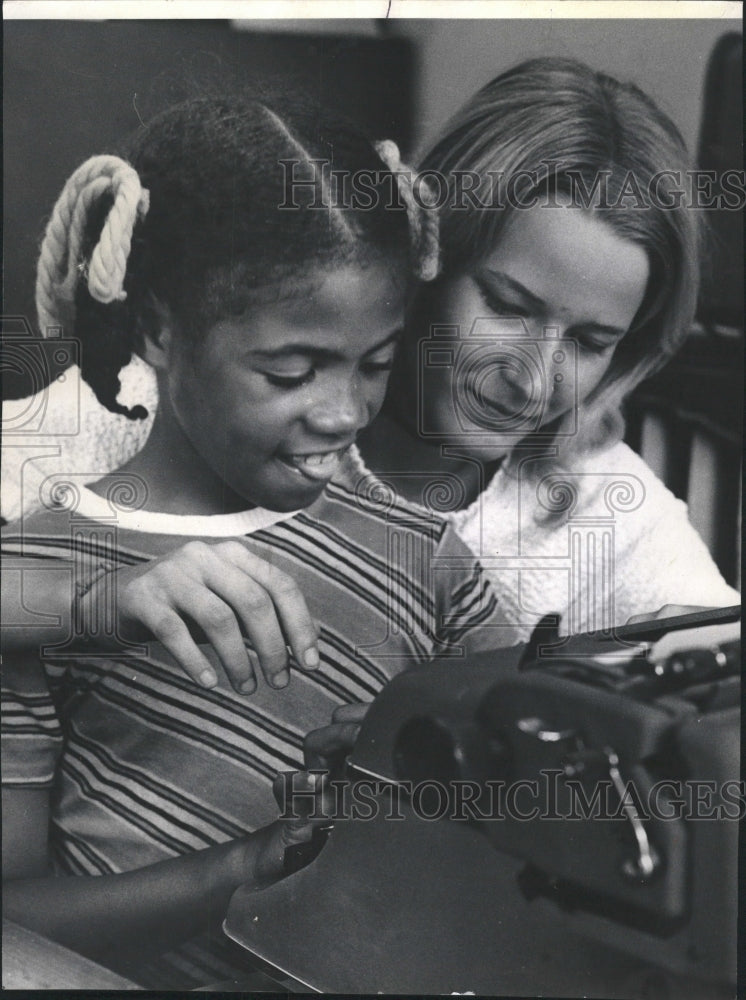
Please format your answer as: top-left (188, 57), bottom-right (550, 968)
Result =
top-left (574, 332), bottom-right (624, 355)
top-left (264, 370), bottom-right (316, 389)
top-left (476, 282), bottom-right (529, 320)
top-left (361, 357), bottom-right (396, 377)
top-left (579, 340), bottom-right (611, 355)
top-left (488, 296), bottom-right (526, 319)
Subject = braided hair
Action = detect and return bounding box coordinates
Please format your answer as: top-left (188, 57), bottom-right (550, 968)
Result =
top-left (36, 93), bottom-right (438, 418)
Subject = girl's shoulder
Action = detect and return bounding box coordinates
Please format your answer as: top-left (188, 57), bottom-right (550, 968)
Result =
top-left (1, 504), bottom-right (109, 570)
top-left (332, 443), bottom-right (437, 520)
top-left (325, 444), bottom-right (473, 555)
top-left (533, 439), bottom-right (681, 501)
top-left (1, 496), bottom-right (164, 565)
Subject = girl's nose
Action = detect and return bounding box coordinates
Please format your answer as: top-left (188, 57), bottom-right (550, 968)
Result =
top-left (306, 378), bottom-right (368, 437)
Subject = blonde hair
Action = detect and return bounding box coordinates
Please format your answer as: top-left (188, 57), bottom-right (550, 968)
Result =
top-left (418, 57), bottom-right (700, 466)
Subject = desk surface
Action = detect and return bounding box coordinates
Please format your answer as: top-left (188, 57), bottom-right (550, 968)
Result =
top-left (2, 918), bottom-right (138, 990)
top-left (224, 804), bottom-right (655, 996)
top-left (224, 794), bottom-right (734, 998)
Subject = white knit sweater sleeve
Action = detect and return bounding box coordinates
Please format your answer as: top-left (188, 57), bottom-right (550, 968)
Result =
top-left (1, 356), bottom-right (157, 521)
top-left (606, 446), bottom-right (740, 616)
top-left (449, 442), bottom-right (739, 642)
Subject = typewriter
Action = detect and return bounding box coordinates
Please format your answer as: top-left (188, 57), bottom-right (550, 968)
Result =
top-left (224, 606), bottom-right (741, 998)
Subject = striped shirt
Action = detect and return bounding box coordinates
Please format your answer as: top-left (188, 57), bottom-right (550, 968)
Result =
top-left (2, 450), bottom-right (512, 986)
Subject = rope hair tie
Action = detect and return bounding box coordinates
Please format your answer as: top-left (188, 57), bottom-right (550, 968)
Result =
top-left (375, 139), bottom-right (440, 283)
top-left (35, 155), bottom-right (150, 336)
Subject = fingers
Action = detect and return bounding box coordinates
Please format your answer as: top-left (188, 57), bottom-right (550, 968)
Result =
top-left (196, 551), bottom-right (289, 693)
top-left (272, 770), bottom-right (319, 817)
top-left (655, 604), bottom-right (708, 619)
top-left (126, 555), bottom-right (255, 692)
top-left (303, 703), bottom-right (370, 769)
top-left (120, 540), bottom-right (321, 695)
top-left (249, 817), bottom-right (305, 886)
top-left (331, 703), bottom-right (369, 724)
top-left (176, 585), bottom-right (256, 693)
top-left (304, 720), bottom-right (363, 770)
top-left (272, 771), bottom-right (335, 830)
top-left (625, 611), bottom-right (653, 626)
top-left (216, 542), bottom-right (319, 682)
top-left (651, 619), bottom-right (741, 663)
top-left (255, 770), bottom-right (347, 883)
top-left (134, 601), bottom-right (223, 690)
top-left (251, 787), bottom-right (333, 887)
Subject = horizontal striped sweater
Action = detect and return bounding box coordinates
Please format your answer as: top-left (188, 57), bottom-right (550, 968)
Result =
top-left (2, 450), bottom-right (514, 987)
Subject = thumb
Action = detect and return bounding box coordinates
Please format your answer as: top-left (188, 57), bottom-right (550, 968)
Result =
top-left (273, 770), bottom-right (332, 830)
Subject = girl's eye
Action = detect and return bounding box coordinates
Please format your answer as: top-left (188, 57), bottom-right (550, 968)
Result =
top-left (577, 336), bottom-right (618, 355)
top-left (362, 359), bottom-right (396, 377)
top-left (479, 286), bottom-right (529, 319)
top-left (264, 370), bottom-right (315, 389)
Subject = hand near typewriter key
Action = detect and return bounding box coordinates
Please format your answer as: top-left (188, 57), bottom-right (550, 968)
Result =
top-left (304, 703), bottom-right (370, 773)
top-left (649, 618), bottom-right (741, 665)
top-left (251, 771), bottom-right (335, 885)
top-left (2, 770), bottom-right (333, 968)
top-left (624, 604), bottom-right (740, 663)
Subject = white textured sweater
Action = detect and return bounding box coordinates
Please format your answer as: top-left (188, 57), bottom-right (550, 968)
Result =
top-left (448, 441), bottom-right (739, 641)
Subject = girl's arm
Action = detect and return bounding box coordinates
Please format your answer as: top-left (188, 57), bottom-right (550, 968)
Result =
top-left (1, 539), bottom-right (320, 693)
top-left (2, 775), bottom-right (319, 978)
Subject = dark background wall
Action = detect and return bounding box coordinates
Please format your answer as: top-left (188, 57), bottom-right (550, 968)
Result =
top-left (3, 19), bottom-right (413, 355)
top-left (389, 18), bottom-right (737, 156)
top-left (6, 17), bottom-right (741, 345)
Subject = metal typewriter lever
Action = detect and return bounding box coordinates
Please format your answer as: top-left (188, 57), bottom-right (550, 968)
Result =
top-left (604, 747), bottom-right (659, 881)
top-left (516, 717), bottom-right (579, 744)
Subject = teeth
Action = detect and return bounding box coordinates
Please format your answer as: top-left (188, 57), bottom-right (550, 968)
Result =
top-left (291, 451), bottom-right (338, 467)
top-left (283, 448), bottom-right (347, 481)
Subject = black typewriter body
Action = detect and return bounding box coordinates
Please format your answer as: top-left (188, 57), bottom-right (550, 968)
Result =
top-left (225, 607), bottom-right (741, 997)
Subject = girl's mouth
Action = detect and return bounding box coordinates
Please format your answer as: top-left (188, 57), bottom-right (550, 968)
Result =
top-left (278, 446), bottom-right (350, 482)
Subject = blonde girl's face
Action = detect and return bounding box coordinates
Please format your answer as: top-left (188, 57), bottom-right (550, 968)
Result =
top-left (416, 204), bottom-right (650, 460)
top-left (164, 261), bottom-right (404, 512)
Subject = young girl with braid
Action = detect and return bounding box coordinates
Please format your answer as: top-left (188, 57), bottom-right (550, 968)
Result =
top-left (1, 95), bottom-right (508, 988)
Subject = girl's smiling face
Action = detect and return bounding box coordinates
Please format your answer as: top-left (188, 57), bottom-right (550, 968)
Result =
top-left (158, 261), bottom-right (404, 512)
top-left (416, 204), bottom-right (650, 460)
